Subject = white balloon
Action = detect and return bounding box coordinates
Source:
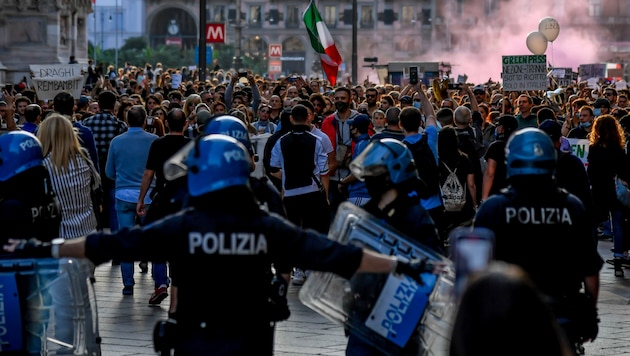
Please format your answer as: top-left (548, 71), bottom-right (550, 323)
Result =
top-left (538, 17), bottom-right (560, 42)
top-left (526, 31), bottom-right (548, 55)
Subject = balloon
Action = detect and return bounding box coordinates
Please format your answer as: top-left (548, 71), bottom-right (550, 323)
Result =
top-left (538, 17), bottom-right (560, 42)
top-left (526, 31), bottom-right (548, 55)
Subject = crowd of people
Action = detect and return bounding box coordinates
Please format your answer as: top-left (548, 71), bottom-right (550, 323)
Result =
top-left (0, 60), bottom-right (622, 354)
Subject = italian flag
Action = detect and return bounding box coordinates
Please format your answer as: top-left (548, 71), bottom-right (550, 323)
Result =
top-left (303, 0), bottom-right (342, 86)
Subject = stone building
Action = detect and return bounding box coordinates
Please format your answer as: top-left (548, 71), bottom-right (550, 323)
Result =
top-left (0, 0), bottom-right (92, 86)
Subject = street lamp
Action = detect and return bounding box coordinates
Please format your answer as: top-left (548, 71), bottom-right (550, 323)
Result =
top-left (115, 0), bottom-right (119, 70)
top-left (233, 0), bottom-right (243, 70)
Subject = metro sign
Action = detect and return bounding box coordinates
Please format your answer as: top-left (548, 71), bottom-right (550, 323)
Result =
top-left (206, 23), bottom-right (225, 43)
top-left (269, 44), bottom-right (282, 58)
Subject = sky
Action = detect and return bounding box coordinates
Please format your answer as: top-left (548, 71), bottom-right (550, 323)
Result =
top-left (363, 1), bottom-right (609, 86)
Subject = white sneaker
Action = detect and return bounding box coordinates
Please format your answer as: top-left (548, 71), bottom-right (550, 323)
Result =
top-left (292, 269), bottom-right (306, 286)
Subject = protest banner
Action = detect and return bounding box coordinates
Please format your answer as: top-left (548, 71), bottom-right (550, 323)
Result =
top-left (502, 55), bottom-right (548, 91)
top-left (30, 64), bottom-right (85, 101)
top-left (578, 63), bottom-right (606, 81)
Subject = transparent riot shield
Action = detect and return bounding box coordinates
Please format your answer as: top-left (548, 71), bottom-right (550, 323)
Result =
top-left (299, 202), bottom-right (456, 355)
top-left (0, 257), bottom-right (101, 355)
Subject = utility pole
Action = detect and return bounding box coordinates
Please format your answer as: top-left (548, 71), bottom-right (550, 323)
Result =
top-left (233, 0), bottom-right (243, 71)
top-left (199, 0), bottom-right (207, 82)
top-left (114, 0), bottom-right (119, 70)
top-left (352, 0), bottom-right (358, 85)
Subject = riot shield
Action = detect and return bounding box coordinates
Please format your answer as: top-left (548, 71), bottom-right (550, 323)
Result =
top-left (299, 202), bottom-right (456, 355)
top-left (0, 257), bottom-right (101, 355)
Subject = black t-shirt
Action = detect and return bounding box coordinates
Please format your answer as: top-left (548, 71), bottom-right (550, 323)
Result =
top-left (145, 135), bottom-right (191, 193)
top-left (484, 140), bottom-right (508, 197)
top-left (439, 154), bottom-right (476, 215)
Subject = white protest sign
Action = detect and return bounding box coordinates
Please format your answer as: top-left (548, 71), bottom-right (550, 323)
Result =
top-left (171, 73), bottom-right (182, 89)
top-left (550, 67), bottom-right (573, 87)
top-left (502, 55), bottom-right (548, 91)
top-left (30, 64), bottom-right (85, 101)
top-left (578, 63), bottom-right (606, 80)
top-left (567, 138), bottom-right (589, 169)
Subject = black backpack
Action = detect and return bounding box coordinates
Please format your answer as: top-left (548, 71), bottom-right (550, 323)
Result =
top-left (405, 133), bottom-right (441, 199)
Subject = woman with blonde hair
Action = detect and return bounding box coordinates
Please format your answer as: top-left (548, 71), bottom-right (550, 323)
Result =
top-left (38, 113), bottom-right (101, 239)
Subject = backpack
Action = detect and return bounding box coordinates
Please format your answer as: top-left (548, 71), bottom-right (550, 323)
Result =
top-left (405, 133), bottom-right (441, 199)
top-left (440, 161), bottom-right (466, 212)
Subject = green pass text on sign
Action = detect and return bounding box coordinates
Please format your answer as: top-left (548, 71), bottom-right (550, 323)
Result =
top-left (502, 55), bottom-right (548, 91)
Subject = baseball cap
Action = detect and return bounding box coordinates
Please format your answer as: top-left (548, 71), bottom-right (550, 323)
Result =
top-left (538, 119), bottom-right (562, 141)
top-left (78, 96), bottom-right (90, 108)
top-left (196, 110), bottom-right (213, 126)
top-left (399, 95), bottom-right (413, 104)
top-left (347, 114), bottom-right (371, 133)
top-left (593, 98), bottom-right (611, 109)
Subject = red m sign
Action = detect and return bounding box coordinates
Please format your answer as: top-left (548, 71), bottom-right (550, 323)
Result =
top-left (269, 44), bottom-right (282, 58)
top-left (206, 23), bottom-right (225, 43)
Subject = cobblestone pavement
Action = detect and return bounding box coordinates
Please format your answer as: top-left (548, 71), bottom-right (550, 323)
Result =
top-left (93, 239), bottom-right (630, 355)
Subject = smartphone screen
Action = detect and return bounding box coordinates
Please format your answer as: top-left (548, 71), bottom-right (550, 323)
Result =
top-left (409, 67), bottom-right (419, 85)
top-left (449, 227), bottom-right (495, 299)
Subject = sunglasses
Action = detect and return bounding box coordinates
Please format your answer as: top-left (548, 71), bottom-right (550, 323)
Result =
top-left (259, 109), bottom-right (270, 113)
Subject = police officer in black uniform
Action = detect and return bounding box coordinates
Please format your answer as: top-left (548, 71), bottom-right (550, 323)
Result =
top-left (474, 128), bottom-right (603, 349)
top-left (0, 131), bottom-right (61, 245)
top-left (6, 134), bottom-right (431, 355)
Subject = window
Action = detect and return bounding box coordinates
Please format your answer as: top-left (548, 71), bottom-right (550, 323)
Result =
top-left (383, 9), bottom-right (395, 25)
top-left (324, 5), bottom-right (337, 28)
top-left (421, 8), bottom-right (431, 27)
top-left (249, 5), bottom-right (262, 27)
top-left (360, 5), bottom-right (374, 28)
top-left (269, 9), bottom-right (279, 25)
top-left (286, 5), bottom-right (300, 28)
top-left (455, 0), bottom-right (464, 16)
top-left (589, 0), bottom-right (602, 16)
top-left (343, 9), bottom-right (353, 25)
top-left (401, 5), bottom-right (415, 26)
top-left (483, 0), bottom-right (498, 17)
top-left (212, 5), bottom-right (226, 22)
top-left (228, 8), bottom-right (236, 24)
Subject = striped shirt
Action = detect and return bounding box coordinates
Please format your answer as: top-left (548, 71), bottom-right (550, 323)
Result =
top-left (43, 153), bottom-right (98, 238)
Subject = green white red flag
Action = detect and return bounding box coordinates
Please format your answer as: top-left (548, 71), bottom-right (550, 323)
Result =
top-left (303, 0), bottom-right (342, 86)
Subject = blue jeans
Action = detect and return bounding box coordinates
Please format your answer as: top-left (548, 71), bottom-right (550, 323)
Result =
top-left (116, 199), bottom-right (169, 288)
top-left (611, 209), bottom-right (626, 257)
top-left (104, 178), bottom-right (119, 232)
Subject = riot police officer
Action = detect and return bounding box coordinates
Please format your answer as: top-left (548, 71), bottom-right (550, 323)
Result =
top-left (344, 138), bottom-right (443, 355)
top-left (0, 131), bottom-right (61, 245)
top-left (5, 134), bottom-right (431, 355)
top-left (473, 128), bottom-right (603, 348)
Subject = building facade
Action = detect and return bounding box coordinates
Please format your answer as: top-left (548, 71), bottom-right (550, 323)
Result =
top-left (4, 0), bottom-right (630, 86)
top-left (0, 0), bottom-right (93, 85)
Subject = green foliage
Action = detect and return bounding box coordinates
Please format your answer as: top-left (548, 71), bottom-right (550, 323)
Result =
top-left (88, 37), bottom-right (268, 74)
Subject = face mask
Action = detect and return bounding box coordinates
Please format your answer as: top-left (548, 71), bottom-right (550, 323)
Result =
top-left (593, 108), bottom-right (602, 117)
top-left (580, 121), bottom-right (592, 128)
top-left (335, 101), bottom-right (349, 112)
top-left (413, 102), bottom-right (422, 109)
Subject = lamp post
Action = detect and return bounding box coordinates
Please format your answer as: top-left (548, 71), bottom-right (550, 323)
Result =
top-left (233, 0), bottom-right (243, 71)
top-left (115, 0), bottom-right (119, 70)
top-left (199, 0), bottom-right (207, 82)
top-left (352, 0), bottom-right (357, 85)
